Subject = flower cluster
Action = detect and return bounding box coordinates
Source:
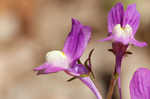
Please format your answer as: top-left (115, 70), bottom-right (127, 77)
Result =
top-left (33, 2), bottom-right (148, 99)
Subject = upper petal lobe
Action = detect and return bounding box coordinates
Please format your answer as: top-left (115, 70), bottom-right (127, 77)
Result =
top-left (108, 2), bottom-right (124, 33)
top-left (63, 18), bottom-right (91, 62)
top-left (122, 4), bottom-right (140, 35)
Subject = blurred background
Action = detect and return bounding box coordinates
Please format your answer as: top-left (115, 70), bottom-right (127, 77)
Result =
top-left (0, 0), bottom-right (149, 99)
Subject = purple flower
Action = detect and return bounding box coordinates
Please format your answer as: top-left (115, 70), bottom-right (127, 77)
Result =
top-left (101, 2), bottom-right (147, 47)
top-left (130, 68), bottom-right (150, 99)
top-left (34, 18), bottom-right (102, 99)
top-left (100, 2), bottom-right (147, 99)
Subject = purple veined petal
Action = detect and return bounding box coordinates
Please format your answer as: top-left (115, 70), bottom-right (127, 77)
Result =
top-left (122, 4), bottom-right (140, 35)
top-left (130, 68), bottom-right (150, 99)
top-left (130, 38), bottom-right (147, 47)
top-left (63, 18), bottom-right (91, 62)
top-left (98, 35), bottom-right (113, 42)
top-left (33, 62), bottom-right (66, 75)
top-left (79, 77), bottom-right (102, 99)
top-left (108, 2), bottom-right (124, 33)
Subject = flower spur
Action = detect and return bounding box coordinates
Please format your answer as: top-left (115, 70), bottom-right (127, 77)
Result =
top-left (34, 18), bottom-right (102, 99)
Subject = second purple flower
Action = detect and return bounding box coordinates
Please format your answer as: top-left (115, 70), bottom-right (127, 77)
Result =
top-left (100, 2), bottom-right (147, 99)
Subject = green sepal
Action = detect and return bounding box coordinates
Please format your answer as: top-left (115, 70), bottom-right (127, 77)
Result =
top-left (80, 74), bottom-right (89, 77)
top-left (77, 59), bottom-right (82, 64)
top-left (114, 73), bottom-right (119, 79)
top-left (67, 76), bottom-right (77, 82)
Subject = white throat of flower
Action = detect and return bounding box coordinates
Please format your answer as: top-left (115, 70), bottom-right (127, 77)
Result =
top-left (46, 50), bottom-right (69, 68)
top-left (112, 24), bottom-right (132, 40)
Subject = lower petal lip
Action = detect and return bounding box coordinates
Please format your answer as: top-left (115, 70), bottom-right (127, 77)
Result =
top-left (130, 38), bottom-right (147, 47)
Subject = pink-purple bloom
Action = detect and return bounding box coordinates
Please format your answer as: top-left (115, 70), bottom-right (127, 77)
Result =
top-left (101, 2), bottom-right (147, 47)
top-left (100, 2), bottom-right (147, 99)
top-left (130, 68), bottom-right (150, 99)
top-left (34, 18), bottom-right (102, 99)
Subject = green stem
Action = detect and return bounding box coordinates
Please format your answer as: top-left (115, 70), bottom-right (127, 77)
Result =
top-left (106, 73), bottom-right (119, 99)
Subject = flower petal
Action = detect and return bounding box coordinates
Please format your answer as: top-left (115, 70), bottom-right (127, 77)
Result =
top-left (130, 68), bottom-right (150, 99)
top-left (46, 50), bottom-right (70, 68)
top-left (122, 4), bottom-right (140, 35)
top-left (63, 18), bottom-right (91, 62)
top-left (33, 62), bottom-right (66, 75)
top-left (66, 64), bottom-right (89, 76)
top-left (79, 77), bottom-right (102, 99)
top-left (108, 2), bottom-right (124, 33)
top-left (130, 38), bottom-right (147, 47)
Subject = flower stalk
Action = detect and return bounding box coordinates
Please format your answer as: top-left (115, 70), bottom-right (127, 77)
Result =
top-left (107, 42), bottom-right (126, 99)
top-left (106, 73), bottom-right (118, 99)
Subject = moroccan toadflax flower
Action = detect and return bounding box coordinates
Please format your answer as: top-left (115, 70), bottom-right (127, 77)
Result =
top-left (102, 2), bottom-right (147, 47)
top-left (34, 18), bottom-right (102, 99)
top-left (130, 68), bottom-right (150, 99)
top-left (100, 2), bottom-right (147, 99)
